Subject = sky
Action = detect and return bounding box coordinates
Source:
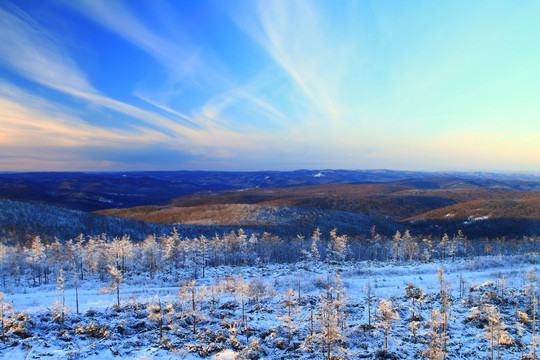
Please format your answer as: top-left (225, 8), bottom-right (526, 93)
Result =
top-left (0, 0), bottom-right (539, 172)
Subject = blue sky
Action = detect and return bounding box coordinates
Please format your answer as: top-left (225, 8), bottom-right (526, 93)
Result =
top-left (0, 0), bottom-right (539, 172)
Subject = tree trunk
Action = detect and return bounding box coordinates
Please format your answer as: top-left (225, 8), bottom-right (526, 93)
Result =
top-left (490, 321), bottom-right (494, 360)
top-left (443, 313), bottom-right (447, 360)
top-left (116, 283), bottom-right (120, 308)
top-left (384, 327), bottom-right (388, 352)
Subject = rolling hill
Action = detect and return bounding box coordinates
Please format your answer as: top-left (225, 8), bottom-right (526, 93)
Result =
top-left (2, 170), bottom-right (540, 238)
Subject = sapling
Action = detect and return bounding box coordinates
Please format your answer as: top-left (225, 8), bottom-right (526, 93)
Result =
top-left (52, 269), bottom-right (67, 324)
top-left (278, 288), bottom-right (302, 346)
top-left (479, 305), bottom-right (509, 360)
top-left (376, 298), bottom-right (399, 354)
top-left (314, 274), bottom-right (349, 360)
top-left (364, 272), bottom-right (376, 327)
top-left (423, 309), bottom-right (444, 360)
top-left (99, 265), bottom-right (123, 309)
top-left (147, 296), bottom-right (175, 341)
top-left (0, 292), bottom-right (12, 343)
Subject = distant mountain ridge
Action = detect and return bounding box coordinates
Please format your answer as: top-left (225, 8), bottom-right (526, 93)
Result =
top-left (1, 169), bottom-right (539, 211)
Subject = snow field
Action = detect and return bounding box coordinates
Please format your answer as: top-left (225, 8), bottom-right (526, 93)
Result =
top-left (1, 254), bottom-right (540, 359)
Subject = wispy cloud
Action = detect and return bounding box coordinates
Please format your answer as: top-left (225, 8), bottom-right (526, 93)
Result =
top-left (63, 0), bottom-right (223, 86)
top-left (233, 1), bottom-right (350, 125)
top-left (0, 4), bottom-right (282, 169)
top-left (0, 81), bottom-right (168, 146)
top-left (0, 6), bottom-right (95, 95)
top-left (0, 4), bottom-right (194, 137)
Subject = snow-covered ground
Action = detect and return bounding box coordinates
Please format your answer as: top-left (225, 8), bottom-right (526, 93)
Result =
top-left (1, 255), bottom-right (539, 359)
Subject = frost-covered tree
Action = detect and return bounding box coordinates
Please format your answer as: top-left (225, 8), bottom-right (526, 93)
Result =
top-left (0, 243), bottom-right (17, 287)
top-left (376, 299), bottom-right (399, 354)
top-left (364, 272), bottom-right (376, 327)
top-left (189, 282), bottom-right (207, 334)
top-left (403, 230), bottom-right (418, 262)
top-left (422, 238), bottom-right (433, 263)
top-left (46, 237), bottom-right (65, 280)
top-left (423, 309), bottom-right (445, 360)
top-left (26, 235), bottom-right (46, 286)
top-left (0, 292), bottom-right (11, 343)
top-left (110, 235), bottom-right (133, 275)
top-left (235, 274), bottom-right (250, 331)
top-left (479, 305), bottom-right (510, 360)
top-left (531, 297), bottom-right (538, 360)
top-left (162, 228), bottom-right (181, 274)
top-left (141, 235), bottom-right (161, 279)
top-left (197, 235), bottom-right (211, 277)
top-left (67, 234), bottom-right (85, 280)
top-left (437, 268), bottom-right (451, 314)
top-left (278, 288), bottom-right (302, 346)
top-left (524, 268), bottom-right (539, 308)
top-left (309, 228), bottom-right (321, 263)
top-left (248, 276), bottom-right (269, 309)
top-left (314, 274), bottom-right (349, 360)
top-left (439, 233), bottom-right (450, 260)
top-left (52, 269), bottom-right (67, 324)
top-left (147, 296), bottom-right (175, 341)
top-left (100, 265), bottom-right (123, 308)
top-left (328, 228), bottom-right (348, 263)
top-left (84, 235), bottom-right (108, 280)
top-left (391, 230), bottom-right (402, 262)
top-left (405, 283), bottom-right (426, 321)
